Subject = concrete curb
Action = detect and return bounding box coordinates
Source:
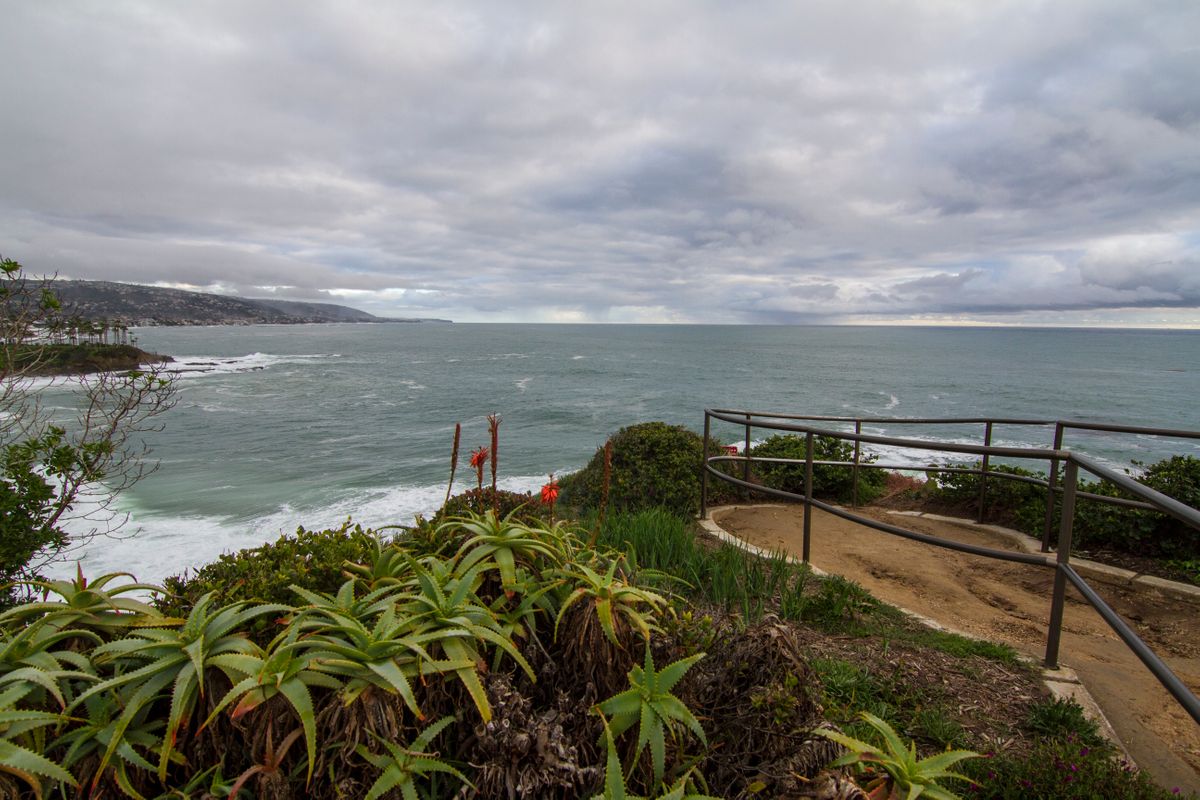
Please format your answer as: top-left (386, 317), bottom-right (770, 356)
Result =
top-left (700, 504), bottom-right (1133, 759)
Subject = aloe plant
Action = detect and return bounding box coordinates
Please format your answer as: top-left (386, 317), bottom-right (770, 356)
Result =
top-left (344, 539), bottom-right (417, 591)
top-left (595, 648), bottom-right (706, 790)
top-left (355, 715), bottom-right (471, 800)
top-left (0, 621), bottom-right (98, 710)
top-left (290, 578), bottom-right (405, 623)
top-left (226, 721), bottom-right (303, 799)
top-left (150, 761), bottom-right (242, 799)
top-left (399, 557), bottom-right (535, 721)
top-left (590, 718), bottom-right (718, 800)
top-left (488, 567), bottom-right (559, 654)
top-left (53, 690), bottom-right (162, 799)
top-left (813, 712), bottom-right (980, 800)
top-left (296, 600), bottom-right (443, 720)
top-left (445, 510), bottom-right (564, 591)
top-left (0, 685), bottom-right (78, 799)
top-left (71, 594), bottom-right (287, 784)
top-left (203, 625), bottom-right (342, 785)
top-left (555, 559), bottom-right (668, 646)
top-left (0, 567), bottom-right (175, 637)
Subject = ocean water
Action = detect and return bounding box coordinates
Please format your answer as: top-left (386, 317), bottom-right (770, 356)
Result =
top-left (45, 324), bottom-right (1200, 584)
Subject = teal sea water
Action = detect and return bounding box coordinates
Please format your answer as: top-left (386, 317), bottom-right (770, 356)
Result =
top-left (49, 324), bottom-right (1200, 583)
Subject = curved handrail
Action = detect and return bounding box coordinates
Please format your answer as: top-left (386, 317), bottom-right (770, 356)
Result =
top-left (700, 408), bottom-right (1200, 727)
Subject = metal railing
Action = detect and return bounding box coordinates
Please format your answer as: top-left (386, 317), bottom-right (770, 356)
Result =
top-left (700, 408), bottom-right (1200, 727)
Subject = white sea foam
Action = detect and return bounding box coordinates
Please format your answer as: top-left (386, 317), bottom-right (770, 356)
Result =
top-left (882, 392), bottom-right (900, 410)
top-left (515, 377), bottom-right (532, 391)
top-left (46, 473), bottom-right (557, 587)
top-left (166, 352), bottom-right (337, 378)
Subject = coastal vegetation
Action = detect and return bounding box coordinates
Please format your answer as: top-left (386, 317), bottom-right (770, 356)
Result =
top-left (2, 343), bottom-right (169, 377)
top-left (749, 434), bottom-right (887, 504)
top-left (912, 456), bottom-right (1200, 581)
top-left (2, 418), bottom-right (1192, 798)
top-left (558, 422), bottom-right (740, 517)
top-left (1, 257), bottom-right (176, 607)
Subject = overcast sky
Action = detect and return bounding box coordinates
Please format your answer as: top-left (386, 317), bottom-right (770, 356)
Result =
top-left (2, 2), bottom-right (1199, 325)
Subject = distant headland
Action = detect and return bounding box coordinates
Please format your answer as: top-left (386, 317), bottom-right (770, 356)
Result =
top-left (50, 280), bottom-right (452, 327)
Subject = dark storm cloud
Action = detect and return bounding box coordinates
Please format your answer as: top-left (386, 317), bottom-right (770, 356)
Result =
top-left (1, 1), bottom-right (1198, 324)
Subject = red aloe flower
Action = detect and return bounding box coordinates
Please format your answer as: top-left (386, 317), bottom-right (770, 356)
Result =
top-left (470, 446), bottom-right (489, 493)
top-left (540, 475), bottom-right (559, 506)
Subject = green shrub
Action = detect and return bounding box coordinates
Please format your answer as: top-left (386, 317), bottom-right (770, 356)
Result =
top-left (1075, 455), bottom-right (1200, 558)
top-left (157, 520), bottom-right (382, 615)
top-left (1024, 697), bottom-right (1110, 751)
top-left (558, 422), bottom-right (734, 517)
top-left (749, 434), bottom-right (886, 504)
top-left (962, 736), bottom-right (1183, 799)
top-left (927, 462), bottom-right (1048, 534)
top-left (430, 487), bottom-right (543, 526)
top-left (927, 455), bottom-right (1200, 558)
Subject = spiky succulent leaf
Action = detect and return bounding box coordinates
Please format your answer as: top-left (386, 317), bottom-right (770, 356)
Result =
top-left (0, 739), bottom-right (79, 796)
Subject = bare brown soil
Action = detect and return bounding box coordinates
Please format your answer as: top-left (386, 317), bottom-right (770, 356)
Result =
top-left (714, 503), bottom-right (1200, 794)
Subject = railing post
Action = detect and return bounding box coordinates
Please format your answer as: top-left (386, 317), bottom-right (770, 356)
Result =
top-left (700, 412), bottom-right (711, 519)
top-left (977, 421), bottom-right (993, 523)
top-left (743, 413), bottom-right (752, 501)
top-left (852, 420), bottom-right (862, 508)
top-left (803, 431), bottom-right (814, 563)
top-left (1041, 423), bottom-right (1065, 552)
top-left (1044, 459), bottom-right (1079, 669)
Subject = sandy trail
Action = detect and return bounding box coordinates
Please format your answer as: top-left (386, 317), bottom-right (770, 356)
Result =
top-left (714, 503), bottom-right (1200, 794)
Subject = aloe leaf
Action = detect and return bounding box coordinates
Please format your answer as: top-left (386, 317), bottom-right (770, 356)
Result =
top-left (470, 626), bottom-right (534, 679)
top-left (112, 759), bottom-right (148, 800)
top-left (919, 785), bottom-right (968, 800)
top-left (411, 715), bottom-right (456, 751)
top-left (70, 653), bottom-right (183, 711)
top-left (278, 679), bottom-right (317, 785)
top-left (0, 666), bottom-right (70, 708)
top-left (915, 749), bottom-right (981, 775)
top-left (161, 662), bottom-right (199, 779)
top-left (648, 708), bottom-right (666, 788)
top-left (364, 659), bottom-right (423, 719)
top-left (204, 674), bottom-right (258, 727)
top-left (860, 711), bottom-right (906, 758)
top-left (596, 599), bottom-right (618, 645)
top-left (441, 638), bottom-right (490, 721)
top-left (94, 669), bottom-right (173, 785)
top-left (655, 653), bottom-right (704, 693)
top-left (596, 688), bottom-right (641, 719)
top-left (654, 696), bottom-right (706, 745)
top-left (553, 588), bottom-right (587, 638)
top-left (0, 739), bottom-right (78, 791)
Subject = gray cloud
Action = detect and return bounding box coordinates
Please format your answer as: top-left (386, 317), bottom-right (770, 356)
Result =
top-left (1, 0), bottom-right (1198, 324)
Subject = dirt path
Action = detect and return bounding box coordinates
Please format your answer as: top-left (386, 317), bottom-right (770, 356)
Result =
top-left (714, 503), bottom-right (1200, 794)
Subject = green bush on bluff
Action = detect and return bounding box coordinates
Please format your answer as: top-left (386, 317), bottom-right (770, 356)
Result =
top-left (430, 487), bottom-right (542, 526)
top-left (928, 454), bottom-right (1200, 557)
top-left (157, 520), bottom-right (380, 615)
top-left (750, 434), bottom-right (887, 504)
top-left (558, 421), bottom-right (736, 517)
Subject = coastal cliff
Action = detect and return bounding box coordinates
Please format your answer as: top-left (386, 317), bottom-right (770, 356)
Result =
top-left (49, 280), bottom-right (451, 326)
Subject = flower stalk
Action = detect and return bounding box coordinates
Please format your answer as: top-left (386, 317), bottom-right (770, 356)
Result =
top-left (487, 413), bottom-right (501, 514)
top-left (541, 474), bottom-right (559, 523)
top-left (445, 422), bottom-right (461, 506)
